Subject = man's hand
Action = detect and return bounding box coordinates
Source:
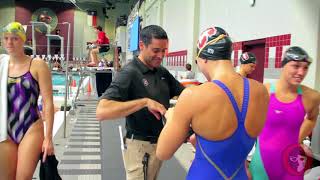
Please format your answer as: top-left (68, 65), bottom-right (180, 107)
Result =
top-left (146, 98), bottom-right (166, 120)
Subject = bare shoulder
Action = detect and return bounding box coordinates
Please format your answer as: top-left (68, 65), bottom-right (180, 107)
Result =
top-left (178, 85), bottom-right (200, 101)
top-left (30, 58), bottom-right (50, 81)
top-left (302, 85), bottom-right (320, 104)
top-left (194, 82), bottom-right (219, 96)
top-left (32, 58), bottom-right (48, 67)
top-left (32, 58), bottom-right (47, 65)
top-left (177, 83), bottom-right (212, 109)
top-left (248, 79), bottom-right (269, 98)
top-left (174, 86), bottom-right (199, 115)
top-left (263, 82), bottom-right (271, 91)
top-left (31, 58), bottom-right (50, 72)
top-left (248, 78), bottom-right (263, 87)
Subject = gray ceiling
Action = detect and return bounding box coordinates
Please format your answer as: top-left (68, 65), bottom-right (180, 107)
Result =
top-left (40, 0), bottom-right (132, 5)
top-left (36, 0), bottom-right (138, 12)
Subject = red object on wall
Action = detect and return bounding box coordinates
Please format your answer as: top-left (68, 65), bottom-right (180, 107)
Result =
top-left (166, 50), bottom-right (187, 67)
top-left (233, 42), bottom-right (243, 50)
top-left (92, 16), bottom-right (97, 27)
top-left (87, 10), bottom-right (97, 27)
top-left (243, 38), bottom-right (266, 83)
top-left (265, 47), bottom-right (269, 68)
top-left (275, 46), bottom-right (283, 68)
top-left (266, 34), bottom-right (291, 48)
top-left (234, 50), bottom-right (238, 67)
top-left (232, 42), bottom-right (243, 67)
top-left (236, 34), bottom-right (291, 69)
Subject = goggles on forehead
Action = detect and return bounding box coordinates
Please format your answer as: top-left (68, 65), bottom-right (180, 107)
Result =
top-left (285, 51), bottom-right (310, 62)
top-left (281, 47), bottom-right (311, 67)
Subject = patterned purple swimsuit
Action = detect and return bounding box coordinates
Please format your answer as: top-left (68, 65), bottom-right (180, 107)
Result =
top-left (7, 60), bottom-right (40, 144)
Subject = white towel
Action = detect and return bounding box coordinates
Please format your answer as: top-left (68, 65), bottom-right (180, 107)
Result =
top-left (0, 54), bottom-right (9, 142)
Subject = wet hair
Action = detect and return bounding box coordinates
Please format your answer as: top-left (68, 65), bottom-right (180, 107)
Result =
top-left (196, 26), bottom-right (232, 61)
top-left (140, 25), bottom-right (168, 46)
top-left (281, 46), bottom-right (311, 67)
top-left (186, 63), bottom-right (192, 70)
top-left (96, 26), bottom-right (102, 31)
top-left (55, 29), bottom-right (60, 34)
top-left (240, 52), bottom-right (256, 64)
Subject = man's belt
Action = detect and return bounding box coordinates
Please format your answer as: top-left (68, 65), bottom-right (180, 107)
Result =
top-left (126, 132), bottom-right (158, 144)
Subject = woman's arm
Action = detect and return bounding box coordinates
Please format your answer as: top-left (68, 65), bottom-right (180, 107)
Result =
top-left (156, 88), bottom-right (194, 160)
top-left (37, 60), bottom-right (54, 139)
top-left (299, 91), bottom-right (320, 143)
top-left (35, 59), bottom-right (55, 160)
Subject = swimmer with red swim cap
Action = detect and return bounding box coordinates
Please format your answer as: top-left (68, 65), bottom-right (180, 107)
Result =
top-left (157, 26), bottom-right (269, 180)
top-left (239, 52), bottom-right (257, 77)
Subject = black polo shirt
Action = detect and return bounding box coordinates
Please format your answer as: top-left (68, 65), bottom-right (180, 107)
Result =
top-left (100, 56), bottom-right (184, 137)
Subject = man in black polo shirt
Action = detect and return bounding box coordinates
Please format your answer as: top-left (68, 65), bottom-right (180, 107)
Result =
top-left (96, 25), bottom-right (184, 180)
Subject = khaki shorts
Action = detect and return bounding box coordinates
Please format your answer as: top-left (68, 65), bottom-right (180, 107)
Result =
top-left (123, 138), bottom-right (162, 180)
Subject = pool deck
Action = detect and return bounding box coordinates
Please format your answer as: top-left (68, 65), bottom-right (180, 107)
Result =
top-left (32, 94), bottom-right (195, 180)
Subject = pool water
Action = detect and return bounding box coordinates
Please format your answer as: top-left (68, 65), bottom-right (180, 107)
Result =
top-left (52, 73), bottom-right (81, 96)
top-left (52, 73), bottom-right (80, 86)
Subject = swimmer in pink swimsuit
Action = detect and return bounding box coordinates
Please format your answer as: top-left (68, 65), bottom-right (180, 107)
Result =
top-left (249, 46), bottom-right (320, 179)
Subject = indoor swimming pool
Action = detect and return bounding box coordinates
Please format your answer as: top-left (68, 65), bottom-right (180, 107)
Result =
top-left (52, 72), bottom-right (81, 96)
top-left (52, 72), bottom-right (81, 86)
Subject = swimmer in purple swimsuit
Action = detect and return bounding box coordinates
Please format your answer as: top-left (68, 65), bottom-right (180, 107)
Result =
top-left (0, 22), bottom-right (55, 180)
top-left (249, 46), bottom-right (320, 180)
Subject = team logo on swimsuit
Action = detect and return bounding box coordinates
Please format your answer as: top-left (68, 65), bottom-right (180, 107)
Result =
top-left (242, 53), bottom-right (249, 61)
top-left (274, 110), bottom-right (283, 114)
top-left (282, 144), bottom-right (313, 176)
top-left (142, 78), bottom-right (149, 87)
top-left (197, 27), bottom-right (217, 50)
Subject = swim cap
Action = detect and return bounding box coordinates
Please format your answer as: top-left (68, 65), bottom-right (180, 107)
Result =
top-left (2, 22), bottom-right (26, 42)
top-left (197, 26), bottom-right (232, 60)
top-left (281, 46), bottom-right (311, 67)
top-left (240, 52), bottom-right (256, 64)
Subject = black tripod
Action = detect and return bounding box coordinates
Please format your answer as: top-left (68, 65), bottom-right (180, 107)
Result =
top-left (142, 153), bottom-right (150, 180)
